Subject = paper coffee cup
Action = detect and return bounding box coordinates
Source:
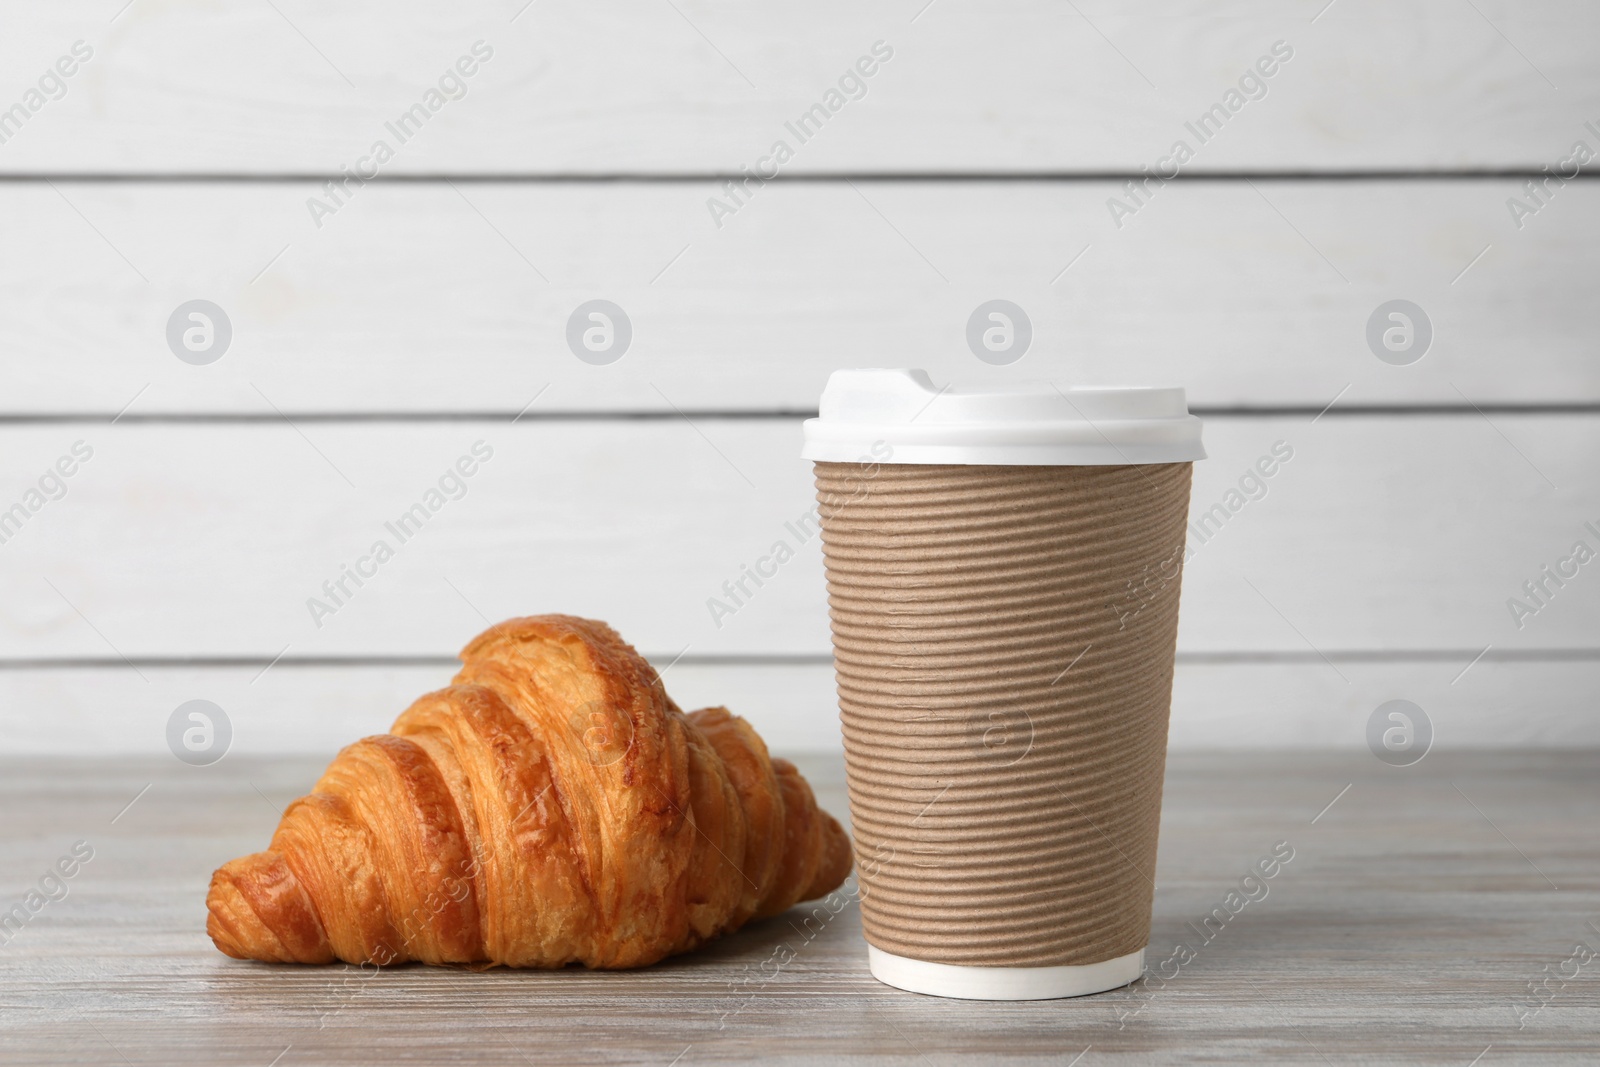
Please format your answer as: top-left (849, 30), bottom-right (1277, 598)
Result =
top-left (802, 370), bottom-right (1204, 1001)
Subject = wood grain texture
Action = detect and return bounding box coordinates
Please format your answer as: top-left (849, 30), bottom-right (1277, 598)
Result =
top-left (0, 1), bottom-right (1594, 173)
top-left (0, 416), bottom-right (1594, 661)
top-left (0, 752), bottom-right (1594, 1065)
top-left (3, 180), bottom-right (1598, 413)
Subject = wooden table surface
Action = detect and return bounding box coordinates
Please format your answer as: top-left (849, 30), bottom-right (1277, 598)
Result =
top-left (1, 751), bottom-right (1596, 1066)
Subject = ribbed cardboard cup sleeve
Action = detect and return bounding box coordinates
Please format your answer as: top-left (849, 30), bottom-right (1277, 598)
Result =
top-left (815, 461), bottom-right (1193, 968)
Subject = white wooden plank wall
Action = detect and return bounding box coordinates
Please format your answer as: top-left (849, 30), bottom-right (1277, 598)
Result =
top-left (5, 182), bottom-right (1600, 412)
top-left (1, 1), bottom-right (1596, 754)
top-left (1, 1), bottom-right (1595, 173)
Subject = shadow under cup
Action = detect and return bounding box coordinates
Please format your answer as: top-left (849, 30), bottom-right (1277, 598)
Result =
top-left (805, 373), bottom-right (1201, 1001)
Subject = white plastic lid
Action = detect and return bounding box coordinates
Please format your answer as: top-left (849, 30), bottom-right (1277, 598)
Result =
top-left (801, 369), bottom-right (1206, 466)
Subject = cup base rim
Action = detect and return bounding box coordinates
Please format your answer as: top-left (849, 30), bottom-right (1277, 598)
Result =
top-left (867, 945), bottom-right (1145, 1001)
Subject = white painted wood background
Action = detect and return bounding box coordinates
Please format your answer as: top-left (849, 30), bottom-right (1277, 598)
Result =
top-left (1, 0), bottom-right (1596, 754)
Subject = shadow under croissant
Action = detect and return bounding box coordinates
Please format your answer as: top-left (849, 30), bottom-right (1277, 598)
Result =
top-left (201, 880), bottom-right (864, 998)
top-left (414, 884), bottom-right (866, 978)
top-left (198, 895), bottom-right (866, 1051)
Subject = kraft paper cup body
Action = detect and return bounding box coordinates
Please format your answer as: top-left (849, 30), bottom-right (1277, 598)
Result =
top-left (802, 370), bottom-right (1203, 1002)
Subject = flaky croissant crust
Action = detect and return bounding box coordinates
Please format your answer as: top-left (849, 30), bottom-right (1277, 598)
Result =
top-left (207, 615), bottom-right (851, 968)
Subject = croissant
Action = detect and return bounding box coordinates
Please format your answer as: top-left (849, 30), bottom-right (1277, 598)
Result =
top-left (206, 615), bottom-right (852, 968)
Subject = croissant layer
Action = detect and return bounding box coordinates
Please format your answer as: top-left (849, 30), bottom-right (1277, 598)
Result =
top-left (207, 615), bottom-right (852, 968)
